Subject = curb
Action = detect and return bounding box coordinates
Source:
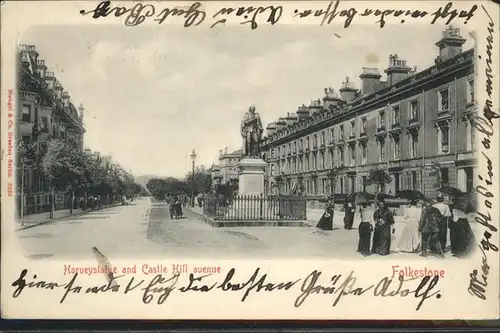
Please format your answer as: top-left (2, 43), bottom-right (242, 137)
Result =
top-left (16, 204), bottom-right (121, 231)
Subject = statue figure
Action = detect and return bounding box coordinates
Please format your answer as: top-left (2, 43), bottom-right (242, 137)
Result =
top-left (241, 105), bottom-right (263, 157)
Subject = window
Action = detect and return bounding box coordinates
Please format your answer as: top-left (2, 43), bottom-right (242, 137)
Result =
top-left (22, 135), bottom-right (30, 145)
top-left (440, 168), bottom-right (449, 187)
top-left (362, 176), bottom-right (367, 191)
top-left (392, 137), bottom-right (400, 160)
top-left (350, 120), bottom-right (355, 137)
top-left (467, 79), bottom-right (474, 104)
top-left (361, 144), bottom-right (367, 164)
top-left (350, 146), bottom-right (355, 166)
top-left (412, 171), bottom-right (418, 191)
top-left (379, 140), bottom-right (386, 162)
top-left (438, 88), bottom-right (449, 111)
top-left (305, 137), bottom-right (310, 149)
top-left (378, 111), bottom-right (385, 128)
top-left (22, 105), bottom-right (31, 122)
top-left (338, 147), bottom-right (344, 166)
top-left (318, 151), bottom-right (324, 169)
top-left (360, 117), bottom-right (367, 134)
top-left (409, 133), bottom-right (419, 158)
top-left (41, 117), bottom-right (49, 132)
top-left (437, 125), bottom-right (450, 154)
top-left (313, 134), bottom-right (317, 148)
top-left (465, 120), bottom-right (475, 150)
top-left (321, 131), bottom-right (325, 145)
top-left (392, 105), bottom-right (400, 126)
top-left (329, 128), bottom-right (334, 144)
top-left (339, 125), bottom-right (344, 140)
top-left (271, 164), bottom-right (275, 176)
top-left (409, 100), bottom-right (419, 121)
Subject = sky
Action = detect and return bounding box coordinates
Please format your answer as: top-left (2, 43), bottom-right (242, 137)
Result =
top-left (21, 24), bottom-right (475, 178)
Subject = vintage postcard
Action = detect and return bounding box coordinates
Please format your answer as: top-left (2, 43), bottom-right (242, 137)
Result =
top-left (1, 0), bottom-right (499, 320)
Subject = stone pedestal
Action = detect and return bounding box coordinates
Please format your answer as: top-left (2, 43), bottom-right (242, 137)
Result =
top-left (237, 158), bottom-right (267, 196)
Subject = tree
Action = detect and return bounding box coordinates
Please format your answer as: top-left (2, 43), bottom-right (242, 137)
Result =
top-left (326, 166), bottom-right (344, 194)
top-left (185, 166), bottom-right (212, 195)
top-left (366, 166), bottom-right (392, 199)
top-left (41, 139), bottom-right (87, 191)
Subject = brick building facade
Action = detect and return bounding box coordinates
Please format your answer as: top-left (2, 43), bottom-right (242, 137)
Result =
top-left (260, 27), bottom-right (476, 199)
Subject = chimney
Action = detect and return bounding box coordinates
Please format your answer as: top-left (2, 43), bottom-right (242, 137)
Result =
top-left (44, 71), bottom-right (55, 90)
top-left (78, 103), bottom-right (84, 122)
top-left (308, 99), bottom-right (322, 115)
top-left (54, 80), bottom-right (63, 98)
top-left (359, 67), bottom-right (381, 96)
top-left (322, 87), bottom-right (343, 110)
top-left (297, 104), bottom-right (310, 120)
top-left (219, 149), bottom-right (223, 157)
top-left (285, 112), bottom-right (298, 126)
top-left (384, 54), bottom-right (412, 86)
top-left (339, 76), bottom-right (357, 103)
top-left (276, 117), bottom-right (287, 131)
top-left (435, 26), bottom-right (466, 62)
top-left (36, 59), bottom-right (47, 78)
top-left (62, 91), bottom-right (70, 107)
top-left (225, 146), bottom-right (228, 154)
top-left (266, 122), bottom-right (277, 136)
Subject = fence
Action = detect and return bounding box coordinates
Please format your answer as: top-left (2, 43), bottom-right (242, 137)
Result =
top-left (203, 194), bottom-right (307, 221)
top-left (16, 191), bottom-right (123, 218)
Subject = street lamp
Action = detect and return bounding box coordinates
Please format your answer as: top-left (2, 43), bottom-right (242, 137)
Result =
top-left (190, 149), bottom-right (197, 207)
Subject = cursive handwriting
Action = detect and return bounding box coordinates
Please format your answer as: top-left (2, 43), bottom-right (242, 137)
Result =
top-left (80, 1), bottom-right (206, 27)
top-left (211, 5), bottom-right (283, 29)
top-left (11, 268), bottom-right (442, 310)
top-left (79, 1), bottom-right (478, 29)
top-left (469, 5), bottom-right (499, 301)
top-left (295, 271), bottom-right (440, 310)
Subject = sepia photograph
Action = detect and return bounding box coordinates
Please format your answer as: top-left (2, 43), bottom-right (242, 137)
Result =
top-left (1, 0), bottom-right (499, 321)
top-left (14, 23), bottom-right (478, 260)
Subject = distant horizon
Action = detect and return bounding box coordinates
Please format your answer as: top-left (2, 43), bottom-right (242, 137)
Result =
top-left (22, 24), bottom-right (474, 178)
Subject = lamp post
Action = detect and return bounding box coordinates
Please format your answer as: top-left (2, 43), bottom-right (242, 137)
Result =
top-left (190, 149), bottom-right (197, 207)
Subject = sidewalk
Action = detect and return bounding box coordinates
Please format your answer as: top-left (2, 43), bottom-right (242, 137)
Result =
top-left (16, 205), bottom-right (118, 231)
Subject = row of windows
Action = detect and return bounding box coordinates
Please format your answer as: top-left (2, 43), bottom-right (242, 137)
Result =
top-left (269, 79), bottom-right (475, 159)
top-left (269, 121), bottom-right (475, 176)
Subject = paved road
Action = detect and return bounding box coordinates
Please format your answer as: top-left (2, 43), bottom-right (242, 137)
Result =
top-left (17, 197), bottom-right (466, 261)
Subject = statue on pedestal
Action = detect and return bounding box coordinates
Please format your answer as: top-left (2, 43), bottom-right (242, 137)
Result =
top-left (240, 105), bottom-right (263, 157)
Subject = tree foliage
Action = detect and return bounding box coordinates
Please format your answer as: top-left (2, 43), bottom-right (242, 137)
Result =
top-left (366, 166), bottom-right (392, 193)
top-left (146, 165), bottom-right (212, 200)
top-left (39, 138), bottom-right (142, 196)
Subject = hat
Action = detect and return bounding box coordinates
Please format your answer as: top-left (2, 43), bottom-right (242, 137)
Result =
top-left (436, 192), bottom-right (444, 199)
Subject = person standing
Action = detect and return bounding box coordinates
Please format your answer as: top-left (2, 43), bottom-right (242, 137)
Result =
top-left (418, 204), bottom-right (444, 258)
top-left (357, 204), bottom-right (372, 256)
top-left (343, 199), bottom-right (355, 230)
top-left (371, 198), bottom-right (395, 256)
top-left (316, 197), bottom-right (335, 231)
top-left (432, 192), bottom-right (451, 253)
top-left (397, 200), bottom-right (422, 253)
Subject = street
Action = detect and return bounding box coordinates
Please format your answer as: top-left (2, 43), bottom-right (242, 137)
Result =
top-left (17, 197), bottom-right (467, 261)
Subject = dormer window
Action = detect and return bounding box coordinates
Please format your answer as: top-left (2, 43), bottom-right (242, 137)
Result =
top-left (438, 88), bottom-right (450, 111)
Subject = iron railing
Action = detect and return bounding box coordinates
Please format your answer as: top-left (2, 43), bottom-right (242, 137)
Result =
top-left (203, 194), bottom-right (306, 221)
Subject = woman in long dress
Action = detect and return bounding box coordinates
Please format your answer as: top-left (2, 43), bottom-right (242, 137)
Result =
top-left (316, 198), bottom-right (335, 231)
top-left (449, 208), bottom-right (475, 257)
top-left (372, 198), bottom-right (395, 256)
top-left (397, 200), bottom-right (422, 253)
top-left (357, 204), bottom-right (372, 256)
top-left (343, 199), bottom-right (355, 230)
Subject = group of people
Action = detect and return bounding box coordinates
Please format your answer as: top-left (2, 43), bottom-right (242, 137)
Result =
top-left (316, 192), bottom-right (475, 258)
